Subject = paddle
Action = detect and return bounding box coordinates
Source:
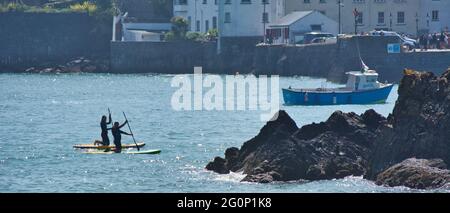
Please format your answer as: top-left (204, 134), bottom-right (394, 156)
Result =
top-left (122, 112), bottom-right (140, 151)
top-left (107, 108), bottom-right (112, 125)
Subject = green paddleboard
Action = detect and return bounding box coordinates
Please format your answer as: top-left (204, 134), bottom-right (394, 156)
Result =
top-left (84, 149), bottom-right (161, 155)
top-left (127, 149), bottom-right (161, 155)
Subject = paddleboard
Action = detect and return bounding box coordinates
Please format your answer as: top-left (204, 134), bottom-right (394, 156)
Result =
top-left (84, 149), bottom-right (161, 155)
top-left (127, 149), bottom-right (161, 155)
top-left (73, 142), bottom-right (145, 149)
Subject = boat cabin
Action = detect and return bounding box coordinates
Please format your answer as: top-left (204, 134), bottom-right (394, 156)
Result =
top-left (345, 71), bottom-right (380, 91)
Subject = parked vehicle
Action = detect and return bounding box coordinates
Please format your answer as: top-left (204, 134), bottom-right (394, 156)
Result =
top-left (311, 36), bottom-right (337, 44)
top-left (369, 30), bottom-right (417, 49)
top-left (302, 32), bottom-right (335, 44)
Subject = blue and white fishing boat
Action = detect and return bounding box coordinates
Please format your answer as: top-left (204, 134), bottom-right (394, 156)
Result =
top-left (282, 61), bottom-right (394, 106)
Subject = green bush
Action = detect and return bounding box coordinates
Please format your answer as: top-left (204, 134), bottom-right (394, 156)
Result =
top-left (186, 32), bottom-right (205, 41)
top-left (0, 1), bottom-right (114, 15)
top-left (168, 16), bottom-right (189, 41)
top-left (205, 28), bottom-right (218, 40)
top-left (0, 3), bottom-right (28, 12)
top-left (70, 1), bottom-right (97, 14)
top-left (164, 31), bottom-right (176, 41)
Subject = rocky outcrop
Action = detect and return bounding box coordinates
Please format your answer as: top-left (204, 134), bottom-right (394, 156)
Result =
top-left (367, 69), bottom-right (450, 179)
top-left (376, 158), bottom-right (450, 189)
top-left (24, 57), bottom-right (109, 73)
top-left (206, 110), bottom-right (386, 183)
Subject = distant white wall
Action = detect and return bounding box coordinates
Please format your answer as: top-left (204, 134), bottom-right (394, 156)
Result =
top-left (123, 23), bottom-right (172, 31)
top-left (174, 0), bottom-right (286, 37)
top-left (174, 0), bottom-right (218, 33)
top-left (420, 0), bottom-right (450, 33)
top-left (122, 23), bottom-right (171, 41)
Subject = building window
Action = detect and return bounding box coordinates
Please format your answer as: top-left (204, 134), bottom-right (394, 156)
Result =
top-left (203, 0), bottom-right (207, 4)
top-left (304, 0), bottom-right (310, 3)
top-left (397, 11), bottom-right (405, 24)
top-left (356, 12), bottom-right (363, 25)
top-left (378, 12), bottom-right (384, 24)
top-left (225, 12), bottom-right (231, 23)
top-left (311, 24), bottom-right (322, 31)
top-left (241, 0), bottom-right (251, 4)
top-left (188, 16), bottom-right (192, 31)
top-left (432, 10), bottom-right (439, 21)
top-left (319, 0), bottom-right (326, 3)
top-left (225, 0), bottom-right (231, 4)
top-left (205, 20), bottom-right (209, 32)
top-left (175, 0), bottom-right (187, 5)
top-left (213, 16), bottom-right (217, 29)
top-left (196, 20), bottom-right (200, 32)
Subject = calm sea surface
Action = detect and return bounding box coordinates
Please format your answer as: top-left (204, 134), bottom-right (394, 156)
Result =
top-left (0, 73), bottom-right (445, 192)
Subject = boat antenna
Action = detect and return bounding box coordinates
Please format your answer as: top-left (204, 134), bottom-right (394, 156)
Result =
top-left (355, 37), bottom-right (369, 73)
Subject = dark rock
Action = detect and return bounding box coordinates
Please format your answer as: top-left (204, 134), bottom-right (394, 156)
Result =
top-left (83, 65), bottom-right (97, 72)
top-left (224, 147), bottom-right (240, 171)
top-left (376, 158), bottom-right (450, 189)
top-left (367, 68), bottom-right (450, 179)
top-left (242, 171), bottom-right (281, 183)
top-left (206, 110), bottom-right (382, 183)
top-left (361, 109), bottom-right (387, 129)
top-left (23, 56), bottom-right (109, 73)
top-left (205, 157), bottom-right (229, 174)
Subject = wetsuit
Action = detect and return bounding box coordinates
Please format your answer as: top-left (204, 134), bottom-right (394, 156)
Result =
top-left (111, 127), bottom-right (130, 153)
top-left (100, 115), bottom-right (111, 145)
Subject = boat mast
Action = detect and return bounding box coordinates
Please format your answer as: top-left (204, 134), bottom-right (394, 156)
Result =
top-left (355, 37), bottom-right (368, 72)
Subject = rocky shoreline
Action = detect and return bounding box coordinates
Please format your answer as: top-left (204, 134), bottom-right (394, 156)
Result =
top-left (23, 57), bottom-right (109, 73)
top-left (206, 68), bottom-right (450, 189)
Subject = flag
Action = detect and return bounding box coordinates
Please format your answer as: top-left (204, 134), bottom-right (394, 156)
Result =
top-left (353, 8), bottom-right (359, 17)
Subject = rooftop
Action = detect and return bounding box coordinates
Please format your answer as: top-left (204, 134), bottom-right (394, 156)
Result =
top-left (270, 11), bottom-right (314, 27)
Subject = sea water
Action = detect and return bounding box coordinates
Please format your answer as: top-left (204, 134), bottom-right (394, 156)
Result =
top-left (0, 73), bottom-right (445, 192)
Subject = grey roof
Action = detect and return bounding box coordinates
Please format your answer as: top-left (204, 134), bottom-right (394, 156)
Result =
top-left (270, 11), bottom-right (315, 27)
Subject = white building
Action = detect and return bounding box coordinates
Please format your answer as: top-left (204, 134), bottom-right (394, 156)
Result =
top-left (420, 0), bottom-right (450, 34)
top-left (174, 0), bottom-right (285, 38)
top-left (173, 0), bottom-right (219, 33)
top-left (113, 15), bottom-right (172, 42)
top-left (268, 10), bottom-right (338, 44)
top-left (220, 0), bottom-right (285, 37)
top-left (122, 23), bottom-right (172, 42)
top-left (284, 0), bottom-right (450, 36)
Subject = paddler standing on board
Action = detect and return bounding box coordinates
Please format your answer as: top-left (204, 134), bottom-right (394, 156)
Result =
top-left (109, 120), bottom-right (133, 153)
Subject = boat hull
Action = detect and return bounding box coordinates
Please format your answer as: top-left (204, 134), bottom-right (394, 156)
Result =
top-left (282, 84), bottom-right (394, 106)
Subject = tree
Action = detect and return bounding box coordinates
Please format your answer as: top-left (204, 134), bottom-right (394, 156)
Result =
top-left (206, 28), bottom-right (218, 41)
top-left (169, 16), bottom-right (188, 40)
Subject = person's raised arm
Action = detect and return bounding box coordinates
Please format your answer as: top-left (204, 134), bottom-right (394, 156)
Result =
top-left (118, 120), bottom-right (128, 129)
top-left (107, 113), bottom-right (112, 124)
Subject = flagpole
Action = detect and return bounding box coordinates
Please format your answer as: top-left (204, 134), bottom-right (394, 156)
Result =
top-left (353, 8), bottom-right (358, 35)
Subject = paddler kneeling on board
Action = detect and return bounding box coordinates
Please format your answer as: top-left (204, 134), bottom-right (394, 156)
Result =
top-left (94, 112), bottom-right (112, 146)
top-left (109, 121), bottom-right (133, 153)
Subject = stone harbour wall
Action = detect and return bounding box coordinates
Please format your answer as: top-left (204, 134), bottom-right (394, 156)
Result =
top-left (109, 36), bottom-right (450, 82)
